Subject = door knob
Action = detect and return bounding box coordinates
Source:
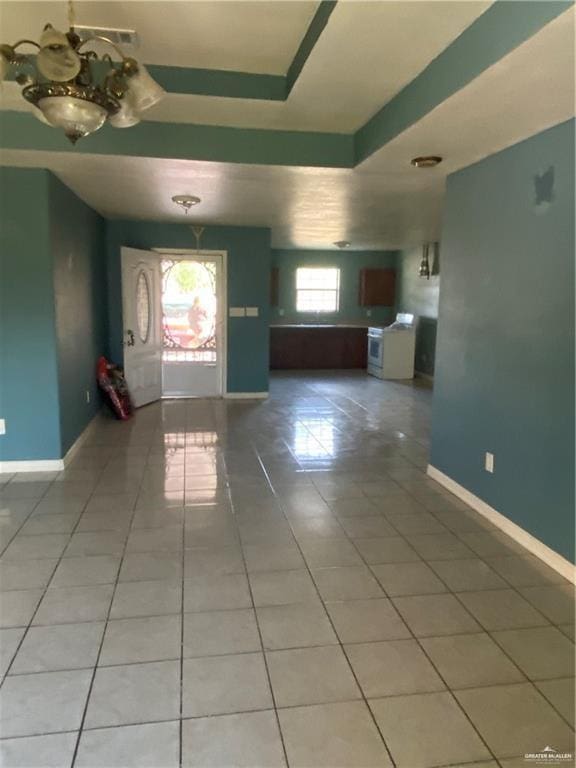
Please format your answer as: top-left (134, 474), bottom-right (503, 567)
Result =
top-left (125, 329), bottom-right (135, 347)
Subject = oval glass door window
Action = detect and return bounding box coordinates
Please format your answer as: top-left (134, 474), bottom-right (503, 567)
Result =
top-left (136, 270), bottom-right (151, 343)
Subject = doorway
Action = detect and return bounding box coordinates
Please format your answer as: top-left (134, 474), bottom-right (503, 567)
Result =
top-left (161, 253), bottom-right (226, 397)
top-left (121, 248), bottom-right (226, 405)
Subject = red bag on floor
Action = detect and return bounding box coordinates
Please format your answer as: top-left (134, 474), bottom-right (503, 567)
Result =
top-left (96, 356), bottom-right (133, 420)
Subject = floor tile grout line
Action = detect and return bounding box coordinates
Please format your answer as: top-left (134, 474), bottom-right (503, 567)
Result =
top-left (394, 550), bottom-right (576, 739)
top-left (178, 440), bottom-right (191, 768)
top-left (254, 450), bottom-right (399, 768)
top-left (345, 471), bottom-right (576, 748)
top-left (0, 489), bottom-right (52, 559)
top-left (223, 460), bottom-right (292, 768)
top-left (14, 692), bottom-right (550, 749)
top-left (1, 386), bottom-right (573, 761)
top-left (6, 648), bottom-right (571, 693)
top-left (396, 476), bottom-right (573, 597)
top-left (0, 462), bottom-right (111, 686)
top-left (339, 510), bottom-right (505, 765)
top-left (259, 454), bottom-right (504, 766)
top-left (69, 454), bottom-right (144, 768)
top-left (392, 486), bottom-right (575, 711)
top-left (530, 682), bottom-right (576, 732)
top-left (445, 589), bottom-right (576, 731)
top-left (374, 472), bottom-right (573, 630)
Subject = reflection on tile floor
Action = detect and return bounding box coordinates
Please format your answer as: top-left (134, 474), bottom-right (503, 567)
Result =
top-left (0, 371), bottom-right (574, 767)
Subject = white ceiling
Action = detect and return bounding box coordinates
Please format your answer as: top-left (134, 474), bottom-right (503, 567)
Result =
top-left (0, 150), bottom-right (445, 248)
top-left (0, 4), bottom-right (573, 250)
top-left (0, 1), bottom-right (492, 133)
top-left (360, 5), bottom-right (575, 176)
top-left (140, 1), bottom-right (492, 132)
top-left (0, 1), bottom-right (320, 74)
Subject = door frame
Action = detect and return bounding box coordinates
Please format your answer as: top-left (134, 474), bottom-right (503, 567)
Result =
top-left (153, 248), bottom-right (228, 398)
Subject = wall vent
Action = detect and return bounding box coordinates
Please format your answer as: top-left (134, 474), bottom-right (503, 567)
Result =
top-left (74, 26), bottom-right (139, 50)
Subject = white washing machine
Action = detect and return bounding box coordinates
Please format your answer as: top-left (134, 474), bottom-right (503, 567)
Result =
top-left (367, 314), bottom-right (416, 379)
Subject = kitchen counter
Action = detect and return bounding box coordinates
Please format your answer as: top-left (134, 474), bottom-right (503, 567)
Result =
top-left (270, 322), bottom-right (385, 328)
top-left (270, 325), bottom-right (369, 370)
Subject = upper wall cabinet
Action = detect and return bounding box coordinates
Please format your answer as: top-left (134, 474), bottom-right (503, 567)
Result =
top-left (358, 268), bottom-right (395, 306)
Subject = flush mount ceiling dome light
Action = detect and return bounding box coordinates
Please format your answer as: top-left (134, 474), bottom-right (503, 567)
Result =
top-left (411, 156), bottom-right (443, 168)
top-left (334, 240), bottom-right (351, 249)
top-left (172, 195), bottom-right (202, 214)
top-left (0, 0), bottom-right (165, 143)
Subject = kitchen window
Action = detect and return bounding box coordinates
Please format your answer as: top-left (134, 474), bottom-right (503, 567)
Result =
top-left (296, 267), bottom-right (340, 313)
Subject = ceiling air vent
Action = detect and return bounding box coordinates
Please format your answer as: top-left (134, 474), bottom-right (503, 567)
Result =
top-left (74, 26), bottom-right (140, 50)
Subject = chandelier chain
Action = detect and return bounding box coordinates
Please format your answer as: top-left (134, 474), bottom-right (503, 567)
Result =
top-left (68, 0), bottom-right (76, 30)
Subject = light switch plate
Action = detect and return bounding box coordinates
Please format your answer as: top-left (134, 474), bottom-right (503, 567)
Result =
top-left (0, 419), bottom-right (5, 435)
top-left (229, 307), bottom-right (246, 317)
top-left (246, 307), bottom-right (259, 317)
top-left (485, 452), bottom-right (494, 473)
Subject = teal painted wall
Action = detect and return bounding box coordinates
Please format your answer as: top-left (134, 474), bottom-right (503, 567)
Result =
top-left (431, 119), bottom-right (575, 562)
top-left (397, 245), bottom-right (440, 376)
top-left (0, 169), bottom-right (108, 461)
top-left (0, 168), bottom-right (61, 460)
top-left (271, 248), bottom-right (397, 325)
top-left (49, 176), bottom-right (108, 454)
top-left (106, 222), bottom-right (271, 393)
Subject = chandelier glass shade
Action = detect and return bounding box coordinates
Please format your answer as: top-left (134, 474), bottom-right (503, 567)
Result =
top-left (0, 20), bottom-right (165, 143)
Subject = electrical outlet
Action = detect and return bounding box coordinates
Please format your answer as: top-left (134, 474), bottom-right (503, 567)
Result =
top-left (0, 419), bottom-right (5, 435)
top-left (485, 452), bottom-right (494, 473)
top-left (366, 309), bottom-right (372, 317)
top-left (278, 308), bottom-right (285, 316)
top-left (86, 390), bottom-right (91, 404)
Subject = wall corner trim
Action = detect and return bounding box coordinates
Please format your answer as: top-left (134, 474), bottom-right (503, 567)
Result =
top-left (427, 465), bottom-right (575, 584)
top-left (224, 392), bottom-right (269, 399)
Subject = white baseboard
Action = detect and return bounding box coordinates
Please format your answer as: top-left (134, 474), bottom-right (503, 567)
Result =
top-left (224, 392), bottom-right (268, 400)
top-left (0, 411), bottom-right (102, 475)
top-left (0, 459), bottom-right (64, 473)
top-left (427, 465), bottom-right (575, 584)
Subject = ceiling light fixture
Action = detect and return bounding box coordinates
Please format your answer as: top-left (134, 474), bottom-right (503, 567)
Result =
top-left (411, 156), bottom-right (443, 168)
top-left (334, 240), bottom-right (351, 249)
top-left (172, 195), bottom-right (202, 214)
top-left (0, 0), bottom-right (164, 143)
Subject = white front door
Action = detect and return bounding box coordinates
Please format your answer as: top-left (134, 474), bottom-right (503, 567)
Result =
top-left (121, 247), bottom-right (162, 407)
top-left (161, 253), bottom-right (225, 397)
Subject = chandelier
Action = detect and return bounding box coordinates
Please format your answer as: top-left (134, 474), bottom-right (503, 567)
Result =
top-left (0, 1), bottom-right (165, 144)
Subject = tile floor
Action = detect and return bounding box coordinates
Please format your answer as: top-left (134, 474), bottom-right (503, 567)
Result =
top-left (0, 371), bottom-right (574, 768)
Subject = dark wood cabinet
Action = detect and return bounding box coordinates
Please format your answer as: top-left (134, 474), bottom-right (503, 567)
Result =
top-left (270, 326), bottom-right (367, 369)
top-left (358, 268), bottom-right (395, 306)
